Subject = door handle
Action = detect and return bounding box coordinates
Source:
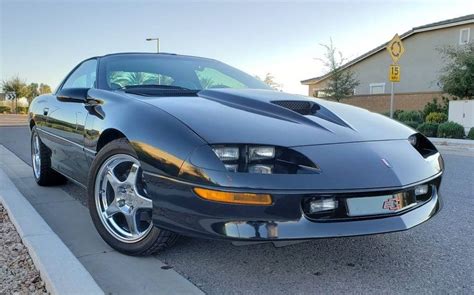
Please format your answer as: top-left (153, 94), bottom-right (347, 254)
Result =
top-left (43, 108), bottom-right (49, 116)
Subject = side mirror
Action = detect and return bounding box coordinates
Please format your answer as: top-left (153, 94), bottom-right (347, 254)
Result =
top-left (57, 88), bottom-right (89, 103)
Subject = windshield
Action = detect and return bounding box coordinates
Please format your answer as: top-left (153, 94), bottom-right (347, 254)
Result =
top-left (99, 54), bottom-right (271, 91)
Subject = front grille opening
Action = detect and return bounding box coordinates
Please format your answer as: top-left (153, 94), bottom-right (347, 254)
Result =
top-left (302, 180), bottom-right (438, 222)
top-left (271, 100), bottom-right (319, 115)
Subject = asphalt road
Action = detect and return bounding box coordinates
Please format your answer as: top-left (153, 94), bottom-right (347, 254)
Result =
top-left (1, 126), bottom-right (473, 294)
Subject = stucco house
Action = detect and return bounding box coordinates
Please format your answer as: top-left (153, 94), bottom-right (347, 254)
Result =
top-left (301, 14), bottom-right (474, 113)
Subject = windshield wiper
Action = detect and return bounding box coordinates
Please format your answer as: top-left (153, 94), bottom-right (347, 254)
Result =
top-left (118, 84), bottom-right (200, 97)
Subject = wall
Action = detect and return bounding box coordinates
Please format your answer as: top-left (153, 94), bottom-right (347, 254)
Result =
top-left (306, 23), bottom-right (474, 96)
top-left (338, 91), bottom-right (443, 113)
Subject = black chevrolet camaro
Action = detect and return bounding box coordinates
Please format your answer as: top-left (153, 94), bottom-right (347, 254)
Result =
top-left (28, 53), bottom-right (443, 255)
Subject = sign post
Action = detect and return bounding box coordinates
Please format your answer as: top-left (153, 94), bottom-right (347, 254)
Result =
top-left (5, 92), bottom-right (17, 114)
top-left (386, 34), bottom-right (404, 118)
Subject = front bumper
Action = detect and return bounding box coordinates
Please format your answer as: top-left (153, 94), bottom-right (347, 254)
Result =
top-left (143, 172), bottom-right (442, 241)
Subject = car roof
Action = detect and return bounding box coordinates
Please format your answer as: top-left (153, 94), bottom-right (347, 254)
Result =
top-left (91, 52), bottom-right (217, 62)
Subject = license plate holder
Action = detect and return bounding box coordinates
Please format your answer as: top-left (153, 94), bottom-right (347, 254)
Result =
top-left (346, 194), bottom-right (416, 217)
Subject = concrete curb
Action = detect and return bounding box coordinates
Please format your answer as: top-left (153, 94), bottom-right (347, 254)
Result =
top-left (0, 168), bottom-right (104, 295)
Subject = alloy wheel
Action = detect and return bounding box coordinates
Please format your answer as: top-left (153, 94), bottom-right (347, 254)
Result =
top-left (32, 133), bottom-right (41, 179)
top-left (95, 154), bottom-right (153, 243)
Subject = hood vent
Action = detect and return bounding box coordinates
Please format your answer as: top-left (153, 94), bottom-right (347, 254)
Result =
top-left (271, 100), bottom-right (319, 115)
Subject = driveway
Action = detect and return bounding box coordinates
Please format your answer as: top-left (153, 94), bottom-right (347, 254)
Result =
top-left (1, 126), bottom-right (473, 294)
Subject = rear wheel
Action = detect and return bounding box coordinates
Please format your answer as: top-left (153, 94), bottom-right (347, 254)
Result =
top-left (31, 126), bottom-right (67, 186)
top-left (87, 138), bottom-right (179, 255)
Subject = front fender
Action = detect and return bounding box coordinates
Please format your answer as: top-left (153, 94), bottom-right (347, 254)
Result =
top-left (85, 89), bottom-right (207, 177)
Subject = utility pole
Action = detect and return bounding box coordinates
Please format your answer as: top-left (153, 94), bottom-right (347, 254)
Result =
top-left (146, 38), bottom-right (160, 53)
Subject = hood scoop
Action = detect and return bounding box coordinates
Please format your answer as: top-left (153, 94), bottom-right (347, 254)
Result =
top-left (271, 100), bottom-right (319, 115)
top-left (272, 99), bottom-right (353, 130)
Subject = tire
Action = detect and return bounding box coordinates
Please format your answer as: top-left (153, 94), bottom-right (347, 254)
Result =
top-left (31, 126), bottom-right (67, 186)
top-left (87, 138), bottom-right (179, 256)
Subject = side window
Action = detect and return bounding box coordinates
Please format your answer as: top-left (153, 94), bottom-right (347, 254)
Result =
top-left (62, 60), bottom-right (97, 89)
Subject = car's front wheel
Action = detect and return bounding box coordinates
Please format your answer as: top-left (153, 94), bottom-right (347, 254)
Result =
top-left (87, 138), bottom-right (179, 255)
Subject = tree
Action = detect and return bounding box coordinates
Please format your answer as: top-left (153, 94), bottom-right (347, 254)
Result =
top-left (1, 76), bottom-right (30, 99)
top-left (39, 83), bottom-right (52, 94)
top-left (2, 77), bottom-right (53, 111)
top-left (438, 43), bottom-right (474, 100)
top-left (317, 39), bottom-right (359, 101)
top-left (262, 73), bottom-right (281, 90)
top-left (27, 83), bottom-right (39, 100)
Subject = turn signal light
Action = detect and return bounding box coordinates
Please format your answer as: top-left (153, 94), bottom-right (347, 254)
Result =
top-left (193, 188), bottom-right (272, 205)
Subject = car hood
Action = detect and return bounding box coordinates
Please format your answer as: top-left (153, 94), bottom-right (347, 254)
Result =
top-left (133, 89), bottom-right (414, 146)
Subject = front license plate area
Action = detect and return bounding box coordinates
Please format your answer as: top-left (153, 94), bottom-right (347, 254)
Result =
top-left (346, 194), bottom-right (416, 217)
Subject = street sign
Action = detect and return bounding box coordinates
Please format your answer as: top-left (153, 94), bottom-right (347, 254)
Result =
top-left (389, 64), bottom-right (400, 82)
top-left (5, 92), bottom-right (16, 101)
top-left (386, 34), bottom-right (405, 64)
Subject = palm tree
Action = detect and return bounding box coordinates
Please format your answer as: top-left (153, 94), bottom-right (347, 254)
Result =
top-left (109, 72), bottom-right (159, 87)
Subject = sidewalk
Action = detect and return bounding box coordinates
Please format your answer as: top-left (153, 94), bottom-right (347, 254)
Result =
top-left (428, 137), bottom-right (474, 147)
top-left (0, 114), bottom-right (28, 127)
top-left (0, 168), bottom-right (103, 294)
top-left (0, 144), bottom-right (204, 295)
top-left (428, 137), bottom-right (474, 157)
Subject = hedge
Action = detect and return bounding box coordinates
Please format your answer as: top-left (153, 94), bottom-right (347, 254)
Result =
top-left (468, 128), bottom-right (474, 140)
top-left (426, 112), bottom-right (448, 123)
top-left (417, 123), bottom-right (439, 137)
top-left (0, 106), bottom-right (11, 113)
top-left (437, 121), bottom-right (465, 139)
top-left (397, 110), bottom-right (423, 124)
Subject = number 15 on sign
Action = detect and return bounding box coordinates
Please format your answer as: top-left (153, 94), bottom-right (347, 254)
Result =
top-left (389, 65), bottom-right (400, 82)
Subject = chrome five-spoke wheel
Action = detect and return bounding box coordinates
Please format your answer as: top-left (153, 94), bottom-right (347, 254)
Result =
top-left (32, 132), bottom-right (41, 179)
top-left (95, 154), bottom-right (153, 243)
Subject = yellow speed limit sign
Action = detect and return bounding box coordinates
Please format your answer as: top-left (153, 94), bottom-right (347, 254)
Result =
top-left (389, 64), bottom-right (400, 82)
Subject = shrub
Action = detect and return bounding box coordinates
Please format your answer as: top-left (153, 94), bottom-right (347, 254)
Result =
top-left (0, 106), bottom-right (11, 113)
top-left (402, 121), bottom-right (419, 129)
top-left (397, 110), bottom-right (423, 124)
top-left (417, 123), bottom-right (439, 137)
top-left (17, 106), bottom-right (28, 114)
top-left (437, 121), bottom-right (465, 139)
top-left (426, 112), bottom-right (448, 123)
top-left (468, 128), bottom-right (474, 140)
top-left (392, 109), bottom-right (404, 120)
top-left (422, 97), bottom-right (449, 118)
top-left (381, 110), bottom-right (404, 120)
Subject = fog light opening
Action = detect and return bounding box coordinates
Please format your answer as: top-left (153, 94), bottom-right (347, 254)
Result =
top-left (309, 197), bottom-right (338, 213)
top-left (414, 184), bottom-right (429, 196)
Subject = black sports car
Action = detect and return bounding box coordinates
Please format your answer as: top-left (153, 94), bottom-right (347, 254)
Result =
top-left (28, 53), bottom-right (443, 255)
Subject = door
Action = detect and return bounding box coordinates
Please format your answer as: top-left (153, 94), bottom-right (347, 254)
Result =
top-left (45, 59), bottom-right (97, 184)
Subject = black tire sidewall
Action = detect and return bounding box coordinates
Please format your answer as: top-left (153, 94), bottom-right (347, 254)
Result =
top-left (87, 138), bottom-right (164, 255)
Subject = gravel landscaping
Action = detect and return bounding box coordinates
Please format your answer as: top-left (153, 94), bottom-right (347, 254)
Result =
top-left (0, 203), bottom-right (47, 294)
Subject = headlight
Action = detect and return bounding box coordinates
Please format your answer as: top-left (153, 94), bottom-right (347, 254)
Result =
top-left (210, 144), bottom-right (319, 174)
top-left (248, 146), bottom-right (275, 161)
top-left (248, 164), bottom-right (273, 174)
top-left (212, 146), bottom-right (239, 161)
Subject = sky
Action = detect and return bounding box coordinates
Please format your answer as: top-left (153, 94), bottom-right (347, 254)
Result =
top-left (0, 0), bottom-right (472, 95)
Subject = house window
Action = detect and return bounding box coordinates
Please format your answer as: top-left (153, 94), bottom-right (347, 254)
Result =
top-left (369, 83), bottom-right (385, 94)
top-left (313, 89), bottom-right (329, 98)
top-left (459, 28), bottom-right (470, 45)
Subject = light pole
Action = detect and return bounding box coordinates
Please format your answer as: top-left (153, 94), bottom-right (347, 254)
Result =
top-left (146, 38), bottom-right (160, 53)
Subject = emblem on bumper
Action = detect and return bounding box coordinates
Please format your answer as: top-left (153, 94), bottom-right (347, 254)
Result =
top-left (382, 195), bottom-right (402, 211)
